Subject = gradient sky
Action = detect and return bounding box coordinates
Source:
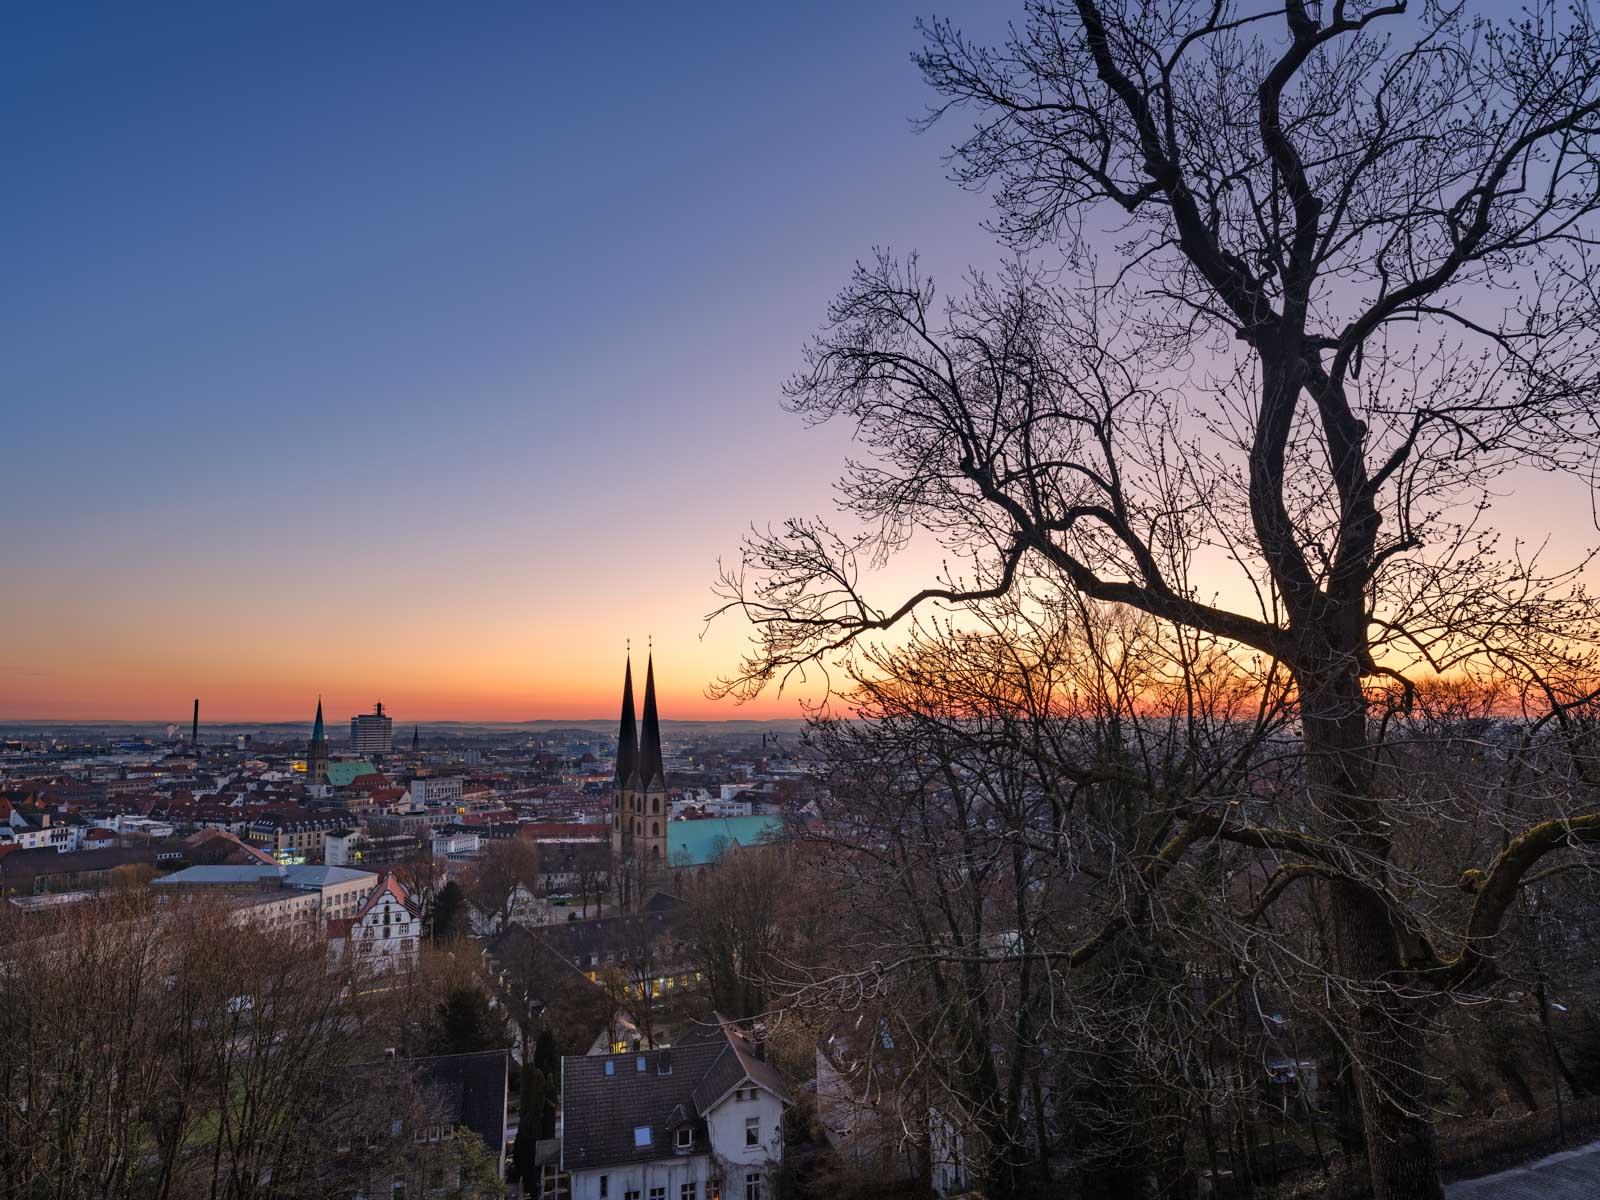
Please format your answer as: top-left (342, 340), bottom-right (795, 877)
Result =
top-left (7, 3), bottom-right (1594, 726)
top-left (1, 1), bottom-right (1011, 723)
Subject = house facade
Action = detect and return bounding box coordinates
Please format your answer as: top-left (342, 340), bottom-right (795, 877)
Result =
top-left (329, 873), bottom-right (421, 974)
top-left (560, 1018), bottom-right (791, 1200)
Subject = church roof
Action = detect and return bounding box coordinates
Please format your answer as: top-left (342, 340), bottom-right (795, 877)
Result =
top-left (615, 656), bottom-right (638, 787)
top-left (666, 815), bottom-right (782, 867)
top-left (324, 761), bottom-right (379, 788)
top-left (637, 654), bottom-right (665, 791)
top-left (311, 698), bottom-right (325, 743)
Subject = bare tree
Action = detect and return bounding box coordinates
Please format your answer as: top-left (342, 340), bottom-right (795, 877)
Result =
top-left (393, 848), bottom-right (449, 934)
top-left (714, 6), bottom-right (1600, 1197)
top-left (759, 596), bottom-right (1286, 1198)
top-left (470, 838), bottom-right (540, 934)
top-left (678, 844), bottom-right (796, 1020)
top-left (0, 892), bottom-right (395, 1200)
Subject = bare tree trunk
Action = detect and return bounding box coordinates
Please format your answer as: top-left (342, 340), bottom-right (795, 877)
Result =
top-left (1304, 679), bottom-right (1443, 1200)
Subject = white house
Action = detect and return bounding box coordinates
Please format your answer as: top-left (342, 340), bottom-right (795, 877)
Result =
top-left (328, 874), bottom-right (420, 974)
top-left (432, 828), bottom-right (481, 859)
top-left (559, 1017), bottom-right (791, 1200)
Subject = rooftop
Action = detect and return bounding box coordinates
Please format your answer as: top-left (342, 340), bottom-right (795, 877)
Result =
top-left (667, 815), bottom-right (783, 867)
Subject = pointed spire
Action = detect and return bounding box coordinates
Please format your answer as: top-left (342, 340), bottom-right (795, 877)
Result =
top-left (638, 651), bottom-right (665, 791)
top-left (311, 697), bottom-right (326, 744)
top-left (411, 725), bottom-right (419, 751)
top-left (615, 651), bottom-right (639, 787)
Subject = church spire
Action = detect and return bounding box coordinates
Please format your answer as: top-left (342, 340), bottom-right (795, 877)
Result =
top-left (638, 651), bottom-right (665, 790)
top-left (308, 696), bottom-right (329, 788)
top-left (615, 652), bottom-right (638, 787)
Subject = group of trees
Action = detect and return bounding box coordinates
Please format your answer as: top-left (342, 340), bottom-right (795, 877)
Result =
top-left (0, 893), bottom-right (505, 1200)
top-left (711, 4), bottom-right (1600, 1199)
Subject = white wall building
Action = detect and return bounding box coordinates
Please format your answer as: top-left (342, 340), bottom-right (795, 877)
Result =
top-left (328, 874), bottom-right (419, 974)
top-left (560, 1018), bottom-right (791, 1200)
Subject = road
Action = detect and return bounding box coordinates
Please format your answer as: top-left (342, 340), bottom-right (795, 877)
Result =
top-left (1447, 1140), bottom-right (1600, 1199)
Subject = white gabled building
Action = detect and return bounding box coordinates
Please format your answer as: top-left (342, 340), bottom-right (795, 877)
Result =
top-left (558, 1016), bottom-right (792, 1200)
top-left (328, 873), bottom-right (420, 974)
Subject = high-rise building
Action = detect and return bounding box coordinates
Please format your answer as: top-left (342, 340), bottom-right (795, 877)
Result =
top-left (307, 698), bottom-right (329, 787)
top-left (351, 702), bottom-right (394, 756)
top-left (611, 652), bottom-right (667, 868)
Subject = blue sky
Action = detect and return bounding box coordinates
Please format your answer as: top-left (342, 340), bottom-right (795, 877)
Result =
top-left (0, 1), bottom-right (1006, 719)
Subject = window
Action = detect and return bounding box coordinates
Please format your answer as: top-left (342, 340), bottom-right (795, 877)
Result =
top-left (676, 1126), bottom-right (693, 1150)
top-left (681, 1186), bottom-right (698, 1200)
top-left (604, 1060), bottom-right (615, 1076)
top-left (625, 1191), bottom-right (640, 1200)
top-left (745, 1117), bottom-right (759, 1147)
top-left (636, 1055), bottom-right (647, 1073)
top-left (650, 1190), bottom-right (666, 1200)
top-left (634, 1125), bottom-right (653, 1148)
top-left (598, 1179), bottom-right (607, 1199)
top-left (744, 1172), bottom-right (763, 1200)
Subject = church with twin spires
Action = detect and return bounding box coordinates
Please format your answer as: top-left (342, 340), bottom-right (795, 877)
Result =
top-left (611, 651), bottom-right (668, 864)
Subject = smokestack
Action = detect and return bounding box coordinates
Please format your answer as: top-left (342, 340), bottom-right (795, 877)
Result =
top-left (192, 699), bottom-right (200, 749)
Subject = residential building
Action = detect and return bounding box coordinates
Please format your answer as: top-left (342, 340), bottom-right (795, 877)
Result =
top-left (433, 827), bottom-right (482, 859)
top-left (341, 1050), bottom-right (511, 1191)
top-left (409, 776), bottom-right (465, 807)
top-left (247, 813), bottom-right (352, 862)
top-left (328, 873), bottom-right (420, 974)
top-left (151, 862), bottom-right (376, 926)
top-left (559, 1017), bottom-right (792, 1200)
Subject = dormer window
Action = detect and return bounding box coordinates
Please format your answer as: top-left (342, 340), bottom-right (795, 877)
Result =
top-left (675, 1127), bottom-right (692, 1151)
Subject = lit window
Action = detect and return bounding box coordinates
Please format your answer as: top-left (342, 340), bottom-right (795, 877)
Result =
top-left (604, 1061), bottom-right (615, 1076)
top-left (636, 1055), bottom-right (647, 1073)
top-left (634, 1125), bottom-right (652, 1148)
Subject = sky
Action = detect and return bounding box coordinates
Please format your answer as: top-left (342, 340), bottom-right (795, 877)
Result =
top-left (0, 1), bottom-right (1009, 723)
top-left (6, 3), bottom-right (1595, 727)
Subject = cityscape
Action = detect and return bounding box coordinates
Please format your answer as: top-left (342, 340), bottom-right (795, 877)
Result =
top-left (9, 4), bottom-right (1600, 1200)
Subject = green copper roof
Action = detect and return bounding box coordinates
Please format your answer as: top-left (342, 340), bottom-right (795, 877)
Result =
top-left (324, 760), bottom-right (378, 787)
top-left (667, 815), bottom-right (782, 868)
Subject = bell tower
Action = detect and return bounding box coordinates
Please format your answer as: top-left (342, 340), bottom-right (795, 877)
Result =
top-left (635, 652), bottom-right (668, 864)
top-left (610, 645), bottom-right (670, 908)
top-left (611, 653), bottom-right (638, 858)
